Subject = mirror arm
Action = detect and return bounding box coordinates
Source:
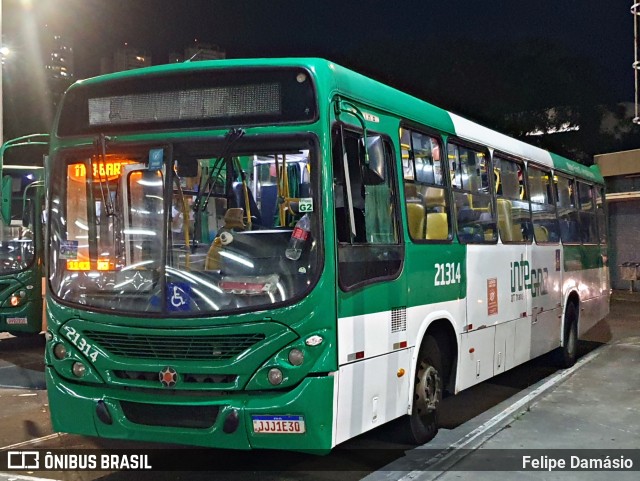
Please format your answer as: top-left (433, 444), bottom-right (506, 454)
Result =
top-left (334, 98), bottom-right (369, 164)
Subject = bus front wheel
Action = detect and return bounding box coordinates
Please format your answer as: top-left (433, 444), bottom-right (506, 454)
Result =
top-left (403, 335), bottom-right (443, 445)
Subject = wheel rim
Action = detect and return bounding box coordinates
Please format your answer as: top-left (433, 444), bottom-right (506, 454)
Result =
top-left (415, 362), bottom-right (441, 417)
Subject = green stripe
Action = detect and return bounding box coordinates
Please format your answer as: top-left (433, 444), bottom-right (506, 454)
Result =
top-left (550, 153), bottom-right (604, 183)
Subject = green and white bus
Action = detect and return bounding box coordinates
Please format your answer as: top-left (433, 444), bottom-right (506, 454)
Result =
top-left (44, 58), bottom-right (609, 451)
top-left (0, 134), bottom-right (49, 337)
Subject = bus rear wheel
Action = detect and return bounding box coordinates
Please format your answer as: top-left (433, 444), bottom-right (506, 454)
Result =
top-left (556, 302), bottom-right (578, 368)
top-left (402, 335), bottom-right (443, 445)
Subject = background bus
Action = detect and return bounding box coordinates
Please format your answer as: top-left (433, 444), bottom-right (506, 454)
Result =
top-left (44, 59), bottom-right (608, 452)
top-left (0, 134), bottom-right (49, 337)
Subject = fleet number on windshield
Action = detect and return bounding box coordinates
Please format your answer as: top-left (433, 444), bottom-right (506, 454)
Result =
top-left (434, 262), bottom-right (461, 286)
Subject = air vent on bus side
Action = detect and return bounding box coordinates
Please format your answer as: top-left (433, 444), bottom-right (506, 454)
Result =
top-left (391, 307), bottom-right (407, 333)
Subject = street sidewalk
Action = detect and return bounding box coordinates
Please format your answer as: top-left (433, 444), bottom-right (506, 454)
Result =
top-left (365, 291), bottom-right (640, 480)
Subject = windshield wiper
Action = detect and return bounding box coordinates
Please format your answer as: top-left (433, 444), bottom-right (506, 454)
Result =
top-left (191, 128), bottom-right (245, 250)
top-left (93, 133), bottom-right (116, 217)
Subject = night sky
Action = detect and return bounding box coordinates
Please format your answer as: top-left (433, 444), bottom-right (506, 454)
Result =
top-left (2, 0), bottom-right (636, 144)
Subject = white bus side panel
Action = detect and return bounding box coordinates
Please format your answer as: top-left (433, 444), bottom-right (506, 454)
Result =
top-left (466, 245), bottom-right (529, 326)
top-left (333, 348), bottom-right (412, 446)
top-left (337, 301), bottom-right (466, 365)
top-left (563, 264), bottom-right (610, 337)
top-left (530, 246), bottom-right (563, 358)
top-left (460, 245), bottom-right (529, 391)
top-left (335, 300), bottom-right (465, 444)
top-left (458, 326), bottom-right (496, 389)
top-left (459, 244), bottom-right (563, 392)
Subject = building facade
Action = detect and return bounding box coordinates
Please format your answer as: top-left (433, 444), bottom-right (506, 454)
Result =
top-left (595, 149), bottom-right (640, 291)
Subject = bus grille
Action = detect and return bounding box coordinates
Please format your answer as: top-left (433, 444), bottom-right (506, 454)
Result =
top-left (84, 331), bottom-right (265, 361)
top-left (120, 401), bottom-right (220, 429)
top-left (113, 370), bottom-right (237, 385)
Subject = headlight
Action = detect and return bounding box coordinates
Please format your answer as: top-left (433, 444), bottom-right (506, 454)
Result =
top-left (267, 368), bottom-right (283, 385)
top-left (53, 343), bottom-right (67, 360)
top-left (72, 362), bottom-right (86, 377)
top-left (288, 348), bottom-right (304, 366)
top-left (7, 289), bottom-right (27, 307)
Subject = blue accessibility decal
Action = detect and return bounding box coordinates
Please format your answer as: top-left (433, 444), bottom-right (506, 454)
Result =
top-left (166, 282), bottom-right (191, 311)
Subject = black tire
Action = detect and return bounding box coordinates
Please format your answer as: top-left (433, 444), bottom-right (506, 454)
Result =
top-left (556, 302), bottom-right (578, 368)
top-left (398, 335), bottom-right (443, 445)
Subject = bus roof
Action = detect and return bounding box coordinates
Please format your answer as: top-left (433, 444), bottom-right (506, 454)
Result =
top-left (64, 57), bottom-right (601, 183)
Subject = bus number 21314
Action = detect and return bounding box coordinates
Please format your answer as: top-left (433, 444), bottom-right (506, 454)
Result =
top-left (434, 262), bottom-right (461, 286)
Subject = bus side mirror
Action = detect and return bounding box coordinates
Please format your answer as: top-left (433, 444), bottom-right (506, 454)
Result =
top-left (363, 136), bottom-right (386, 185)
top-left (1, 175), bottom-right (12, 223)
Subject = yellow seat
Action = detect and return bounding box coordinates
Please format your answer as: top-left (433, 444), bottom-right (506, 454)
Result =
top-left (424, 187), bottom-right (446, 212)
top-left (534, 224), bottom-right (549, 243)
top-left (426, 213), bottom-right (448, 240)
top-left (497, 198), bottom-right (523, 242)
top-left (404, 183), bottom-right (419, 200)
top-left (406, 203), bottom-right (425, 239)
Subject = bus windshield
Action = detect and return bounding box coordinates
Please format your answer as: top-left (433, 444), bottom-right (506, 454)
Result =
top-left (0, 219), bottom-right (35, 274)
top-left (48, 135), bottom-right (321, 316)
top-left (0, 171), bottom-right (38, 274)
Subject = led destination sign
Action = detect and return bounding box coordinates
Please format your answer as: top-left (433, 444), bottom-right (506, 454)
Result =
top-left (57, 67), bottom-right (317, 136)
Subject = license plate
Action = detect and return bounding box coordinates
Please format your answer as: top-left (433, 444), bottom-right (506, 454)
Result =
top-left (252, 415), bottom-right (305, 434)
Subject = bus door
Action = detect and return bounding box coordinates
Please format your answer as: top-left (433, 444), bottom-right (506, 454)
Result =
top-left (330, 119), bottom-right (407, 441)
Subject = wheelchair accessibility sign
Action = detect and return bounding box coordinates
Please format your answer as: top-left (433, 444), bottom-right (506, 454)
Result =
top-left (167, 282), bottom-right (191, 311)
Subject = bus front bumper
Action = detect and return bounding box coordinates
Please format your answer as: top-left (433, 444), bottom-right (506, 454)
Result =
top-left (45, 367), bottom-right (335, 452)
top-left (0, 300), bottom-right (42, 335)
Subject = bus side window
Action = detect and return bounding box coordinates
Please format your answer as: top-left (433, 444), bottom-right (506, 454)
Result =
top-left (577, 181), bottom-right (598, 244)
top-left (494, 156), bottom-right (532, 243)
top-left (595, 187), bottom-right (607, 245)
top-left (556, 174), bottom-right (580, 244)
top-left (332, 125), bottom-right (402, 290)
top-left (527, 166), bottom-right (560, 243)
top-left (448, 143), bottom-right (496, 243)
top-left (400, 127), bottom-right (450, 242)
